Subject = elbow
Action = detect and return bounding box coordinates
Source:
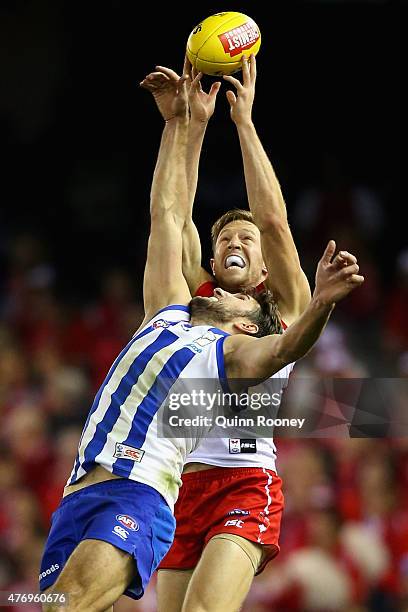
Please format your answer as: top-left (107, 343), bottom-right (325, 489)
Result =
top-left (257, 211), bottom-right (288, 235)
top-left (171, 210), bottom-right (187, 230)
top-left (150, 208), bottom-right (185, 230)
top-left (182, 217), bottom-right (195, 233)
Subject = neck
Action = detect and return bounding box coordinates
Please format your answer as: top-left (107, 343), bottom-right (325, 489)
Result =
top-left (190, 316), bottom-right (233, 335)
top-left (216, 274), bottom-right (267, 294)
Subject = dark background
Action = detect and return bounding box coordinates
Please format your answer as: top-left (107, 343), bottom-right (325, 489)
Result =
top-left (0, 1), bottom-right (405, 300)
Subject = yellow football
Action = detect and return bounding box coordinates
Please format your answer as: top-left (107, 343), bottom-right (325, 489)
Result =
top-left (186, 12), bottom-right (261, 76)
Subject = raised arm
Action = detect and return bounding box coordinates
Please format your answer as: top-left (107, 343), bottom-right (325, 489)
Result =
top-left (141, 60), bottom-right (221, 294)
top-left (224, 55), bottom-right (311, 325)
top-left (224, 242), bottom-right (364, 390)
top-left (140, 73), bottom-right (191, 321)
top-left (183, 67), bottom-right (221, 293)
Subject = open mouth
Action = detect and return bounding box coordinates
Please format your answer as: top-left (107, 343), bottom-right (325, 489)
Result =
top-left (224, 254), bottom-right (246, 269)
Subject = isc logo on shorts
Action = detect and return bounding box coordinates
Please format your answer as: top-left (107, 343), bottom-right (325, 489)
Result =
top-left (229, 439), bottom-right (257, 453)
top-left (224, 519), bottom-right (245, 528)
top-left (112, 525), bottom-right (129, 540)
top-left (114, 443), bottom-right (145, 462)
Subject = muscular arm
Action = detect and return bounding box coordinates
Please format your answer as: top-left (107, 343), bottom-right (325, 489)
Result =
top-left (141, 64), bottom-right (220, 296)
top-left (224, 241), bottom-right (364, 391)
top-left (224, 297), bottom-right (333, 388)
top-left (182, 71), bottom-right (221, 294)
top-left (225, 56), bottom-right (311, 324)
top-left (236, 121), bottom-right (311, 323)
top-left (142, 109), bottom-right (191, 321)
top-left (182, 117), bottom-right (213, 294)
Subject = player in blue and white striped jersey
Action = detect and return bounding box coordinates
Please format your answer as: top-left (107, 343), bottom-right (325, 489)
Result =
top-left (39, 65), bottom-right (364, 611)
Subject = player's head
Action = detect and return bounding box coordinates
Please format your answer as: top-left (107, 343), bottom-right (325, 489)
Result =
top-left (190, 287), bottom-right (282, 337)
top-left (210, 209), bottom-right (268, 292)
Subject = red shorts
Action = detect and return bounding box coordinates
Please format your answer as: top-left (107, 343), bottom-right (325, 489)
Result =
top-left (159, 467), bottom-right (284, 575)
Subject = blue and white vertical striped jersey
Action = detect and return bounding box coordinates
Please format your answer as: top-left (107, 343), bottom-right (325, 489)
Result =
top-left (67, 304), bottom-right (229, 511)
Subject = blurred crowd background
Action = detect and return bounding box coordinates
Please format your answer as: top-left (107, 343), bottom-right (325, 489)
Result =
top-left (1, 1), bottom-right (407, 611)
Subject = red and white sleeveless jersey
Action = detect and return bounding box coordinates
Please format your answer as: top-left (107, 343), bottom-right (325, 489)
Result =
top-left (185, 281), bottom-right (294, 472)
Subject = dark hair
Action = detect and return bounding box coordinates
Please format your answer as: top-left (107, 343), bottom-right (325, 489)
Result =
top-left (245, 289), bottom-right (283, 337)
top-left (211, 209), bottom-right (255, 252)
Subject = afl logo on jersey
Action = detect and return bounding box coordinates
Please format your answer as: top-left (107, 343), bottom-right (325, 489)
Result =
top-left (153, 319), bottom-right (171, 329)
top-left (116, 514), bottom-right (139, 531)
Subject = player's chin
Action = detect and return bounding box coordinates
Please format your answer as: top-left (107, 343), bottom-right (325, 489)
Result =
top-left (218, 267), bottom-right (249, 286)
top-left (190, 296), bottom-right (213, 308)
top-left (190, 295), bottom-right (218, 312)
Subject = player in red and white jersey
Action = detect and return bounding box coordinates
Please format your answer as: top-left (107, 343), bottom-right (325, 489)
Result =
top-left (142, 55), bottom-right (314, 612)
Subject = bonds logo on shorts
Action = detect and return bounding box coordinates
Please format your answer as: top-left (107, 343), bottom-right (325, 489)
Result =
top-left (114, 442), bottom-right (145, 462)
top-left (116, 514), bottom-right (139, 531)
top-left (39, 563), bottom-right (60, 581)
top-left (153, 319), bottom-right (171, 329)
top-left (229, 439), bottom-right (257, 454)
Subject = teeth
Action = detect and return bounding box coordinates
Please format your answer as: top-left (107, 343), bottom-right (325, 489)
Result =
top-left (225, 255), bottom-right (246, 269)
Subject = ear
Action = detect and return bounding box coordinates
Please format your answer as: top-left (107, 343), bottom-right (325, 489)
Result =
top-left (233, 321), bottom-right (259, 336)
top-left (210, 258), bottom-right (216, 275)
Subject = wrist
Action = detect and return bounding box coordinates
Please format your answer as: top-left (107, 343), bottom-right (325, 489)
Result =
top-left (165, 113), bottom-right (189, 126)
top-left (311, 294), bottom-right (336, 312)
top-left (235, 118), bottom-right (254, 130)
top-left (189, 116), bottom-right (209, 129)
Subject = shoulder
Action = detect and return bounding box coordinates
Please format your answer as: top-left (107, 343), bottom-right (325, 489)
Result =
top-left (223, 334), bottom-right (257, 356)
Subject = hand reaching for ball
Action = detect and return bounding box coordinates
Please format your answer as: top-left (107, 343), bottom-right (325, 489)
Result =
top-left (141, 57), bottom-right (221, 124)
top-left (140, 58), bottom-right (189, 122)
top-left (188, 66), bottom-right (221, 124)
top-left (223, 54), bottom-right (257, 125)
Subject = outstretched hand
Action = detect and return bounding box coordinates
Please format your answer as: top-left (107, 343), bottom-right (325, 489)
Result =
top-left (188, 65), bottom-right (221, 123)
top-left (140, 57), bottom-right (221, 124)
top-left (140, 62), bottom-right (188, 121)
top-left (223, 54), bottom-right (256, 125)
top-left (314, 240), bottom-right (365, 305)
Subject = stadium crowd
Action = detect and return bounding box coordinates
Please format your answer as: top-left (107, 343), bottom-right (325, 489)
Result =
top-left (1, 164), bottom-right (407, 610)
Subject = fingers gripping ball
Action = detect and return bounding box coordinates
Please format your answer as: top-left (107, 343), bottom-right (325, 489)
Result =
top-left (187, 12), bottom-right (261, 76)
